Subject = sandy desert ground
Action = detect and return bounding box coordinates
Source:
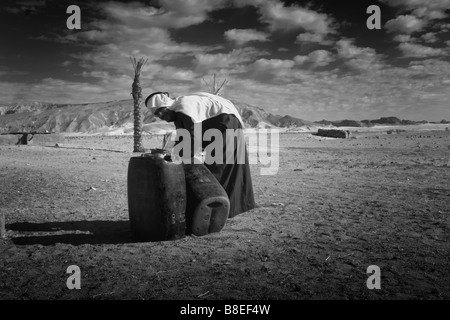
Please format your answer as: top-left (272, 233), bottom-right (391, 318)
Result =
top-left (0, 126), bottom-right (449, 302)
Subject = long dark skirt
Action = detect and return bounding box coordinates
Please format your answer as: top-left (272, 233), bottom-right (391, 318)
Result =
top-left (200, 114), bottom-right (256, 218)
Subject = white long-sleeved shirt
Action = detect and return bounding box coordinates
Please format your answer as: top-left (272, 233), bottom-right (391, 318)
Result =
top-left (168, 92), bottom-right (244, 126)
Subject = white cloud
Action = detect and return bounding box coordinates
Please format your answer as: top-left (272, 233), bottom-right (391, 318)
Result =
top-left (249, 58), bottom-right (296, 81)
top-left (99, 0), bottom-right (227, 29)
top-left (236, 0), bottom-right (334, 34)
top-left (294, 50), bottom-right (334, 67)
top-left (0, 81), bottom-right (25, 103)
top-left (421, 32), bottom-right (438, 43)
top-left (224, 29), bottom-right (269, 46)
top-left (380, 0), bottom-right (450, 10)
top-left (294, 55), bottom-right (308, 65)
top-left (64, 18), bottom-right (210, 64)
top-left (251, 58), bottom-right (295, 71)
top-left (385, 15), bottom-right (425, 34)
top-left (159, 0), bottom-right (227, 15)
top-left (335, 39), bottom-right (384, 71)
top-left (158, 66), bottom-right (196, 82)
top-left (0, 67), bottom-right (29, 76)
top-left (345, 56), bottom-right (383, 71)
top-left (195, 53), bottom-right (233, 70)
top-left (393, 34), bottom-right (412, 42)
top-left (308, 50), bottom-right (334, 66)
top-left (57, 3), bottom-right (226, 87)
top-left (4, 0), bottom-right (47, 14)
top-left (81, 70), bottom-right (111, 79)
top-left (398, 43), bottom-right (445, 57)
top-left (336, 39), bottom-right (374, 59)
top-left (380, 0), bottom-right (449, 20)
top-left (295, 32), bottom-right (333, 45)
top-left (0, 77), bottom-right (131, 104)
top-left (60, 61), bottom-right (73, 67)
top-left (412, 7), bottom-right (447, 19)
top-left (408, 59), bottom-right (450, 76)
top-left (194, 48), bottom-right (266, 72)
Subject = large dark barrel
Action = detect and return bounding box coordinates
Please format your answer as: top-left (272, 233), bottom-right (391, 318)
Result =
top-left (183, 163), bottom-right (230, 236)
top-left (127, 151), bottom-right (186, 241)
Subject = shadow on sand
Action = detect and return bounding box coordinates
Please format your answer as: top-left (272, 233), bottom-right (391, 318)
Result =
top-left (6, 220), bottom-right (136, 246)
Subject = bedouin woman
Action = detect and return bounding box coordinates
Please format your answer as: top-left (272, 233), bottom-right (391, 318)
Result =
top-left (145, 91), bottom-right (256, 221)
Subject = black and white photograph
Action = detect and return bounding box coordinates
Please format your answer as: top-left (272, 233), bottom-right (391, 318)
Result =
top-left (0, 0), bottom-right (449, 308)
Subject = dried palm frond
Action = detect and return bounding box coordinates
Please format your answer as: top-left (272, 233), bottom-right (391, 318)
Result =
top-left (202, 73), bottom-right (228, 96)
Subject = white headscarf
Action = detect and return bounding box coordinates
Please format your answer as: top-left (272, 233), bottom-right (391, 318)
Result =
top-left (146, 92), bottom-right (244, 126)
top-left (145, 93), bottom-right (175, 114)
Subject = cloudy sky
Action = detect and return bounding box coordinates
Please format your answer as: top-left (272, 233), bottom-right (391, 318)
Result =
top-left (1, 0), bottom-right (449, 121)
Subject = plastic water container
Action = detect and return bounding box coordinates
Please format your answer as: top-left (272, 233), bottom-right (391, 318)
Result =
top-left (183, 163), bottom-right (230, 236)
top-left (127, 150), bottom-right (186, 241)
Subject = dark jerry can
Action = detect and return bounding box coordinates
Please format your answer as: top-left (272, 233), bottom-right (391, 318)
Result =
top-left (183, 163), bottom-right (230, 236)
top-left (127, 151), bottom-right (186, 241)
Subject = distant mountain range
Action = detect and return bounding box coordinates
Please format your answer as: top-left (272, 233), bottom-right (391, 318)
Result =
top-left (0, 99), bottom-right (447, 134)
top-left (315, 117), bottom-right (448, 127)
